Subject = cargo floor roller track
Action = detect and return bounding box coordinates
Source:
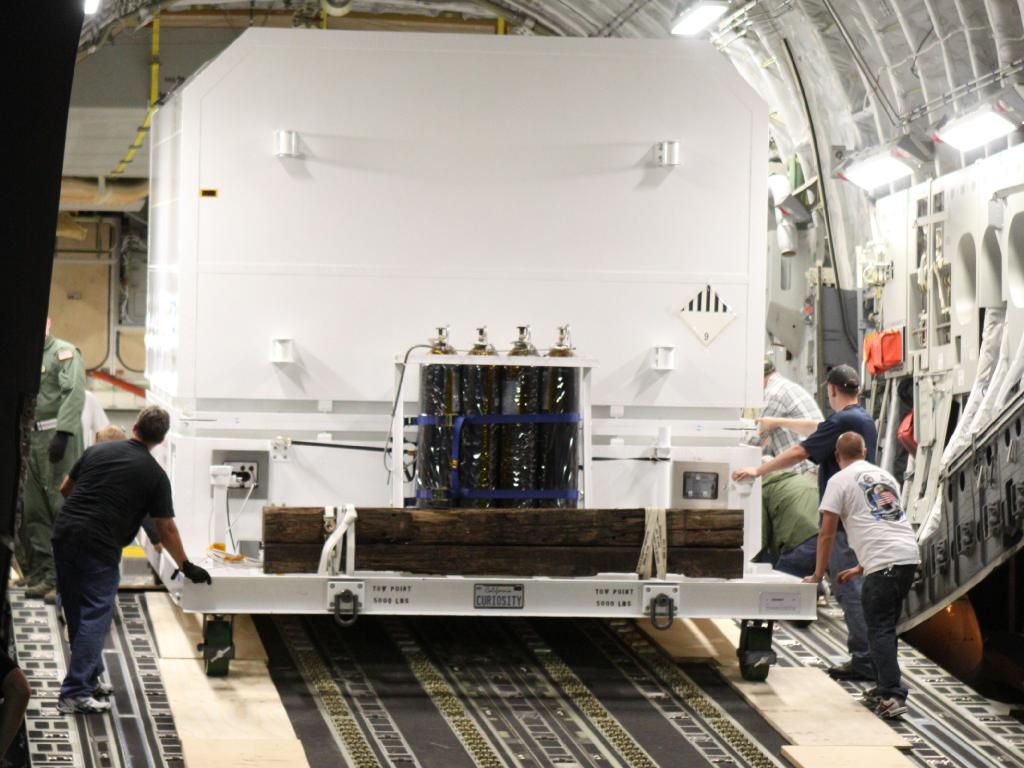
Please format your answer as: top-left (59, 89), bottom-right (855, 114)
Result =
top-left (11, 588), bottom-right (184, 768)
top-left (260, 605), bottom-right (1024, 768)
top-left (774, 607), bottom-right (1024, 768)
top-left (259, 612), bottom-right (789, 767)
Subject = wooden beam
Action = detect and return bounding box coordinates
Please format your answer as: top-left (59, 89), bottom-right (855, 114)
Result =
top-left (262, 506), bottom-right (743, 548)
top-left (262, 507), bottom-right (325, 543)
top-left (350, 507), bottom-right (743, 548)
top-left (261, 506), bottom-right (745, 576)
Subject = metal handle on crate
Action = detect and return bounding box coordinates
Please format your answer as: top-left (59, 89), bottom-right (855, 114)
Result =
top-left (649, 593), bottom-right (675, 631)
top-left (333, 590), bottom-right (360, 627)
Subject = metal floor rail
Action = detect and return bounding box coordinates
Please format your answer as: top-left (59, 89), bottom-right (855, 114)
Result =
top-left (775, 605), bottom-right (1024, 768)
top-left (13, 586), bottom-right (1024, 767)
top-left (11, 588), bottom-right (183, 768)
top-left (262, 606), bottom-right (1024, 768)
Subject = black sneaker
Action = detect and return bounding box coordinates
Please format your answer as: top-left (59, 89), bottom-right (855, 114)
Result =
top-left (827, 661), bottom-right (876, 681)
top-left (874, 697), bottom-right (907, 719)
top-left (859, 687), bottom-right (881, 709)
top-left (57, 696), bottom-right (111, 715)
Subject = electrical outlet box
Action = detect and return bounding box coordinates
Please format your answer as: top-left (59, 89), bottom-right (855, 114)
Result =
top-left (226, 461), bottom-right (259, 489)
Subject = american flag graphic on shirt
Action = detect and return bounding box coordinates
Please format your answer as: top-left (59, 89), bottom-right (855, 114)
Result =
top-left (858, 473), bottom-right (905, 522)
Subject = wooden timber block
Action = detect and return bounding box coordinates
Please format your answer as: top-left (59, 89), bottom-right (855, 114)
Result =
top-left (145, 593), bottom-right (267, 662)
top-left (352, 507), bottom-right (743, 548)
top-left (262, 505), bottom-right (745, 576)
top-left (159, 659), bottom-right (298, 743)
top-left (181, 737), bottom-right (309, 768)
top-left (263, 542), bottom-right (326, 574)
top-left (353, 543), bottom-right (744, 578)
top-left (720, 667), bottom-right (911, 749)
top-left (637, 617), bottom-right (740, 666)
top-left (262, 506), bottom-right (326, 541)
top-left (782, 746), bottom-right (917, 768)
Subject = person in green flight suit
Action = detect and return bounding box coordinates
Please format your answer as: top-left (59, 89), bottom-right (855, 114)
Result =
top-left (18, 318), bottom-right (85, 603)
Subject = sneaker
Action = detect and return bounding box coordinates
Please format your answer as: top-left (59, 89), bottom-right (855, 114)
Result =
top-left (827, 660), bottom-right (876, 681)
top-left (43, 588), bottom-right (58, 605)
top-left (57, 696), bottom-right (111, 714)
top-left (92, 681), bottom-right (114, 698)
top-left (874, 697), bottom-right (908, 719)
top-left (859, 687), bottom-right (881, 709)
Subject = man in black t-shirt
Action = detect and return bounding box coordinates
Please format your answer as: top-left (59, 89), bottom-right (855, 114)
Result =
top-left (52, 406), bottom-right (212, 715)
top-left (733, 365), bottom-right (878, 681)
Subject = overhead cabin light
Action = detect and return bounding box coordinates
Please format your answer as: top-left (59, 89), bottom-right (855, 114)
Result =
top-left (671, 2), bottom-right (729, 36)
top-left (84, 0), bottom-right (101, 14)
top-left (839, 150), bottom-right (915, 191)
top-left (935, 109), bottom-right (1017, 152)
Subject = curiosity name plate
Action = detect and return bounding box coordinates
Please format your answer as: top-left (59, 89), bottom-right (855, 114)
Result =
top-left (474, 583), bottom-right (525, 610)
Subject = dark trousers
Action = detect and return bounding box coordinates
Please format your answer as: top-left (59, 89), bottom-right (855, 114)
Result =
top-left (861, 563), bottom-right (916, 701)
top-left (53, 539), bottom-right (120, 699)
top-left (773, 534), bottom-right (818, 577)
top-left (828, 528), bottom-right (874, 674)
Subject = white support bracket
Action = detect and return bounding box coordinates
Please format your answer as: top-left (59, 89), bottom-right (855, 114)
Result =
top-left (317, 504), bottom-right (357, 576)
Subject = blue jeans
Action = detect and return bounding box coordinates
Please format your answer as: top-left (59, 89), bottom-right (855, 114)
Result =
top-left (828, 528), bottom-right (874, 674)
top-left (53, 539), bottom-right (120, 699)
top-left (774, 535), bottom-right (818, 578)
top-left (862, 564), bottom-right (916, 701)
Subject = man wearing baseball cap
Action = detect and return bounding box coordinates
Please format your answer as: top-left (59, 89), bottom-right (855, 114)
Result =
top-left (733, 363), bottom-right (877, 681)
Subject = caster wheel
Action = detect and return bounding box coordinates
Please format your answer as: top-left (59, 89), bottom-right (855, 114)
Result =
top-left (202, 616), bottom-right (234, 677)
top-left (740, 661), bottom-right (770, 682)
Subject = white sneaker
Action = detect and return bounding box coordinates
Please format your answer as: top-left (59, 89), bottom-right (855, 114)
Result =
top-left (92, 680), bottom-right (114, 698)
top-left (57, 695), bottom-right (111, 714)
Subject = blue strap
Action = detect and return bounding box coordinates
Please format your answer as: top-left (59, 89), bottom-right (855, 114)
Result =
top-left (415, 488), bottom-right (579, 501)
top-left (460, 488), bottom-right (580, 501)
top-left (414, 411), bottom-right (580, 504)
top-left (414, 413), bottom-right (580, 427)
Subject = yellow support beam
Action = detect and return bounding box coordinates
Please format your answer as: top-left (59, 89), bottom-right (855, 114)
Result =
top-left (109, 14), bottom-right (160, 178)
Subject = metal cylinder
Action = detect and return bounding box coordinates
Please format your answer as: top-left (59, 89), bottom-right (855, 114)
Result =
top-left (415, 327), bottom-right (460, 508)
top-left (459, 327), bottom-right (500, 508)
top-left (538, 325), bottom-right (579, 508)
top-left (498, 326), bottom-right (539, 508)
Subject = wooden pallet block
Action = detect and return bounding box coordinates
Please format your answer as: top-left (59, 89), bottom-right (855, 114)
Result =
top-left (637, 617), bottom-right (740, 666)
top-left (159, 658), bottom-right (298, 744)
top-left (145, 592), bottom-right (267, 662)
top-left (720, 667), bottom-right (911, 750)
top-left (147, 590), bottom-right (309, 768)
top-left (782, 745), bottom-right (917, 768)
top-left (262, 506), bottom-right (745, 576)
top-left (181, 737), bottom-right (309, 768)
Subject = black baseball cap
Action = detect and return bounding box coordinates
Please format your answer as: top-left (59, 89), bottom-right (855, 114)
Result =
top-left (824, 364), bottom-right (860, 394)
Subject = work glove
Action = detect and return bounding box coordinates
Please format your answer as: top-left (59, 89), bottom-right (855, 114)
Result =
top-left (173, 560), bottom-right (213, 585)
top-left (48, 431), bottom-right (71, 464)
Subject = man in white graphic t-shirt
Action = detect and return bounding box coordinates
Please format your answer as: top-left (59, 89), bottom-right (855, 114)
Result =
top-left (803, 431), bottom-right (921, 720)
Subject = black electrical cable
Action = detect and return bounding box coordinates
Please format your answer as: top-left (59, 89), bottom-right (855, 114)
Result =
top-left (781, 37), bottom-right (858, 358)
top-left (591, 456), bottom-right (671, 463)
top-left (290, 440), bottom-right (387, 453)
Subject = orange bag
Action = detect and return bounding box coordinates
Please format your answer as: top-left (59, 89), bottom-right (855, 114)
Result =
top-left (864, 328), bottom-right (904, 376)
top-left (898, 411), bottom-right (917, 453)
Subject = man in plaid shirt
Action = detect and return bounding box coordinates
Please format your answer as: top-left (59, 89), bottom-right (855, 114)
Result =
top-left (749, 359), bottom-right (822, 474)
top-left (746, 360), bottom-right (823, 578)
